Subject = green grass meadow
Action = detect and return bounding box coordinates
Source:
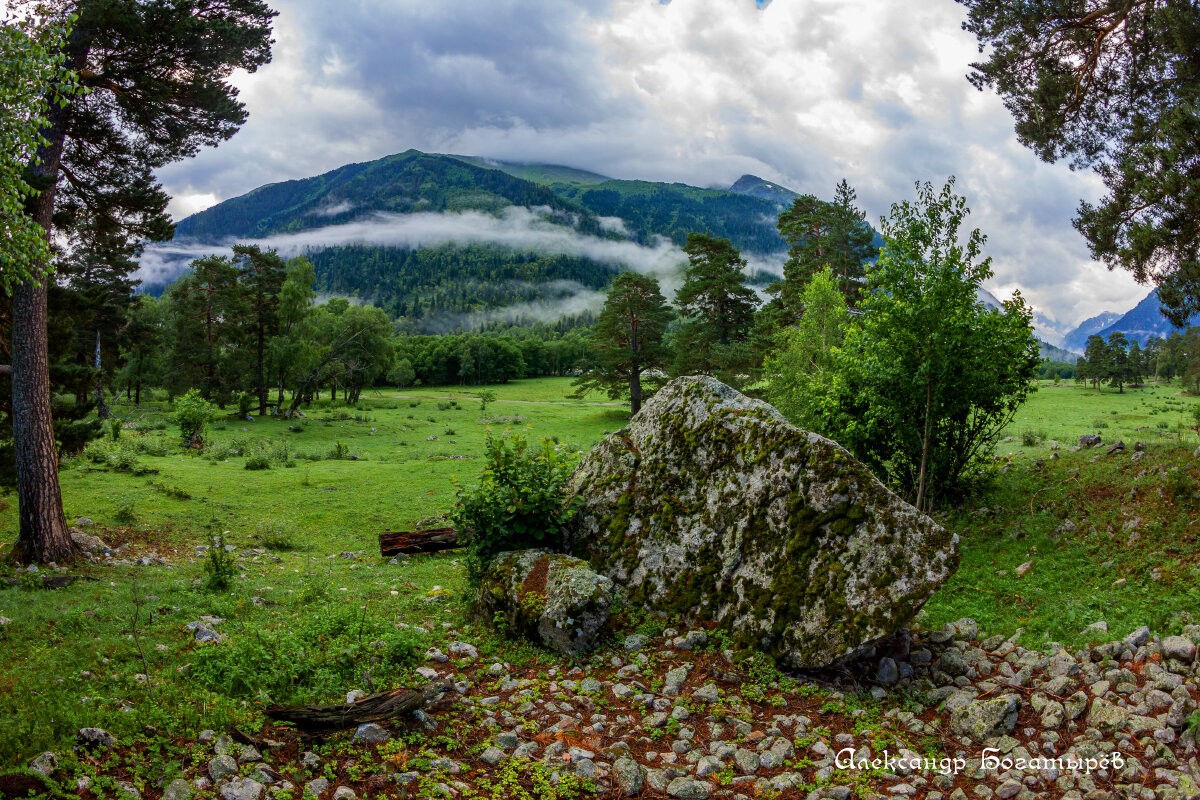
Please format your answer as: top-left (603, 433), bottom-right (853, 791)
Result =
top-left (2, 376), bottom-right (1200, 770)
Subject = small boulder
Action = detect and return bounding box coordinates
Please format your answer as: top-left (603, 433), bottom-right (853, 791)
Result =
top-left (28, 752), bottom-right (58, 777)
top-left (220, 777), bottom-right (265, 800)
top-left (1079, 434), bottom-right (1102, 447)
top-left (75, 727), bottom-right (115, 750)
top-left (475, 549), bottom-right (614, 655)
top-left (353, 723), bottom-right (390, 744)
top-left (70, 527), bottom-right (112, 555)
top-left (949, 695), bottom-right (1020, 741)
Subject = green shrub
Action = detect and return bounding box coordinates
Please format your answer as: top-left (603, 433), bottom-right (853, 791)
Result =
top-left (1020, 429), bottom-right (1043, 447)
top-left (254, 519), bottom-right (296, 551)
top-left (449, 434), bottom-right (578, 585)
top-left (236, 391), bottom-right (253, 418)
top-left (109, 418), bottom-right (122, 440)
top-left (244, 454), bottom-right (271, 470)
top-left (444, 428), bottom-right (456, 436)
top-left (203, 533), bottom-right (238, 590)
top-left (1091, 419), bottom-right (1110, 429)
top-left (114, 501), bottom-right (138, 526)
top-left (328, 441), bottom-right (351, 460)
top-left (175, 389), bottom-right (216, 445)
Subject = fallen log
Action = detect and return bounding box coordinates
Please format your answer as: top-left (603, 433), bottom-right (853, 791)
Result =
top-left (379, 527), bottom-right (458, 556)
top-left (263, 679), bottom-right (451, 732)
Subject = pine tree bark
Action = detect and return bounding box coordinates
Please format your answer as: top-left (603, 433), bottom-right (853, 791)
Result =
top-left (11, 39), bottom-right (85, 564)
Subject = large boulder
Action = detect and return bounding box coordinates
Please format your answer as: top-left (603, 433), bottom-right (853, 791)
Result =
top-left (562, 376), bottom-right (958, 669)
top-left (475, 550), bottom-right (614, 655)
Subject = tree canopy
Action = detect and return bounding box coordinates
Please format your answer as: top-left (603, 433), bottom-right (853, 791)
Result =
top-left (959, 0), bottom-right (1200, 324)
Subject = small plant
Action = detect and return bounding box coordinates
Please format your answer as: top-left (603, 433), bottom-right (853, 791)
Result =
top-left (236, 391), bottom-right (253, 418)
top-left (449, 433), bottom-right (579, 585)
top-left (175, 389), bottom-right (216, 446)
top-left (203, 532), bottom-right (238, 590)
top-left (443, 428), bottom-right (456, 436)
top-left (1019, 429), bottom-right (1041, 447)
top-left (328, 441), bottom-right (351, 460)
top-left (114, 501), bottom-right (138, 526)
top-left (109, 417), bottom-right (122, 440)
top-left (254, 519), bottom-right (296, 551)
top-left (244, 454), bottom-right (271, 470)
top-left (477, 389), bottom-right (496, 413)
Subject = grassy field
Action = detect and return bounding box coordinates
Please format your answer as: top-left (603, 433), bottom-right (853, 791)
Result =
top-left (2, 376), bottom-right (1200, 773)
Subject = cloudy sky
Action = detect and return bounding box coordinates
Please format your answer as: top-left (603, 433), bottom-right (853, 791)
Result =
top-left (155, 0), bottom-right (1150, 338)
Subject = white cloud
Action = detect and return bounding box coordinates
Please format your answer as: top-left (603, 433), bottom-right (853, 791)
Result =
top-left (152, 0), bottom-right (1153, 329)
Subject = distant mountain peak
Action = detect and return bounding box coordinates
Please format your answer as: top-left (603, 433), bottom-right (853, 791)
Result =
top-left (727, 174), bottom-right (800, 206)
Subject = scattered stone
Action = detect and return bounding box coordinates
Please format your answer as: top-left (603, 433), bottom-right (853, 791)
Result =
top-left (209, 754), bottom-right (238, 781)
top-left (1015, 561), bottom-right (1033, 577)
top-left (76, 727), bottom-right (115, 750)
top-left (27, 752), bottom-right (58, 777)
top-left (303, 778), bottom-right (328, 798)
top-left (353, 723), bottom-right (390, 743)
top-left (162, 778), bottom-right (193, 800)
top-left (220, 778), bottom-right (265, 800)
top-left (949, 695), bottom-right (1020, 741)
top-left (613, 756), bottom-right (644, 797)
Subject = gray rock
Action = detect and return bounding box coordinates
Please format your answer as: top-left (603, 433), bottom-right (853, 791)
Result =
top-left (1079, 434), bottom-right (1102, 447)
top-left (28, 752), bottom-right (58, 777)
top-left (561, 376), bottom-right (958, 669)
top-left (734, 748), bottom-right (760, 774)
top-left (117, 782), bottom-right (143, 800)
top-left (949, 695), bottom-right (1020, 741)
top-left (480, 747), bottom-right (505, 766)
top-left (1123, 626), bottom-right (1151, 648)
top-left (613, 755), bottom-right (644, 796)
top-left (666, 777), bottom-right (712, 799)
top-left (353, 723), bottom-right (390, 743)
top-left (303, 778), bottom-right (329, 798)
top-left (76, 516), bottom-right (95, 527)
top-left (1086, 697), bottom-right (1130, 732)
top-left (624, 633), bottom-right (651, 651)
top-left (474, 549), bottom-right (614, 655)
top-left (877, 657), bottom-right (899, 685)
top-left (219, 777), bottom-right (265, 800)
top-left (331, 787), bottom-right (356, 800)
top-left (69, 527), bottom-right (111, 555)
top-left (1162, 635), bottom-right (1196, 663)
top-left (76, 727), bottom-right (116, 750)
top-left (210, 754), bottom-right (239, 781)
top-left (163, 778), bottom-right (193, 800)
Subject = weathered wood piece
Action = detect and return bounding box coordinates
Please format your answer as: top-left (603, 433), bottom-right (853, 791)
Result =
top-left (378, 527), bottom-right (458, 556)
top-left (263, 679), bottom-right (450, 732)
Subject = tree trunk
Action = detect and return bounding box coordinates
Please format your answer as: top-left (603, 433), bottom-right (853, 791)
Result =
top-left (915, 378), bottom-right (933, 512)
top-left (94, 330), bottom-right (111, 420)
top-left (12, 282), bottom-right (74, 564)
top-left (12, 68), bottom-right (78, 564)
top-left (379, 528), bottom-right (458, 556)
top-left (256, 314), bottom-right (267, 415)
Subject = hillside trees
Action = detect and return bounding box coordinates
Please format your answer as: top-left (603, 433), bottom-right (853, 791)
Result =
top-left (4, 0), bottom-right (274, 563)
top-left (958, 0), bottom-right (1200, 325)
top-left (572, 272), bottom-right (673, 414)
top-left (775, 179), bottom-right (876, 308)
top-left (669, 233), bottom-right (758, 383)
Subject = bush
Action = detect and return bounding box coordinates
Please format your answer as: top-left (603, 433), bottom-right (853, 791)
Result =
top-left (175, 389), bottom-right (216, 445)
top-left (203, 533), bottom-right (238, 590)
top-left (114, 501), bottom-right (138, 526)
top-left (448, 434), bottom-right (578, 585)
top-left (1020, 429), bottom-right (1041, 447)
top-left (236, 391), bottom-right (253, 418)
top-left (254, 519), bottom-right (296, 551)
top-left (244, 454), bottom-right (271, 470)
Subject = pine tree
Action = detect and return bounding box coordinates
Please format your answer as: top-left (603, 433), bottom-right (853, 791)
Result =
top-left (958, 0), bottom-right (1200, 324)
top-left (7, 0), bottom-right (274, 563)
top-left (234, 245), bottom-right (287, 414)
top-left (573, 272), bottom-right (674, 414)
top-left (670, 233), bottom-right (758, 383)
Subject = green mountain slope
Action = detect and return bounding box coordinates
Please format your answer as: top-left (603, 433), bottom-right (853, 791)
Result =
top-left (173, 150), bottom-right (584, 242)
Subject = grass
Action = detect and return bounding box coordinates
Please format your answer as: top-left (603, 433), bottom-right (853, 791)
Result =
top-left (2, 375), bottom-right (1200, 773)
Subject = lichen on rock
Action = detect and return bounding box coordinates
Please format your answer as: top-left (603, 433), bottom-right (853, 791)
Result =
top-left (474, 549), bottom-right (614, 655)
top-left (561, 375), bottom-right (959, 669)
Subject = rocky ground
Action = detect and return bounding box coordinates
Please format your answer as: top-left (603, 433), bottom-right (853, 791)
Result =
top-left (18, 617), bottom-right (1200, 800)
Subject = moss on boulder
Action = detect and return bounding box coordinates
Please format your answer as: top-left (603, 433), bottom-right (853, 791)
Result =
top-left (475, 550), bottom-right (614, 656)
top-left (562, 376), bottom-right (959, 669)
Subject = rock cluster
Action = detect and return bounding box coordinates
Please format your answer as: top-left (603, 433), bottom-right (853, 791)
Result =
top-left (562, 376), bottom-right (959, 668)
